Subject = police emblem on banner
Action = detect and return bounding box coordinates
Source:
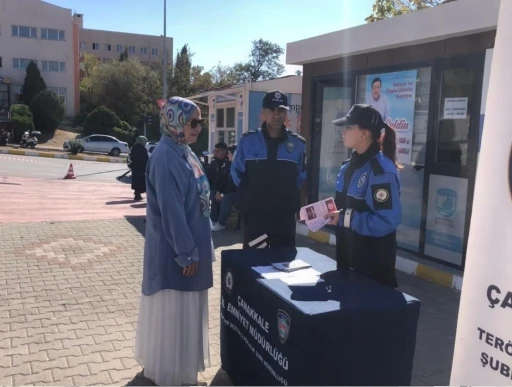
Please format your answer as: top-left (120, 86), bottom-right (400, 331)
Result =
top-left (277, 309), bottom-right (291, 344)
top-left (225, 269), bottom-right (234, 295)
top-left (286, 141), bottom-right (295, 153)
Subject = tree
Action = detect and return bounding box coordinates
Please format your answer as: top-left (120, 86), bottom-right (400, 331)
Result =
top-left (30, 90), bottom-right (65, 133)
top-left (22, 61), bottom-right (46, 106)
top-left (295, 70), bottom-right (303, 76)
top-left (119, 47), bottom-right (129, 62)
top-left (365, 0), bottom-right (456, 22)
top-left (209, 62), bottom-right (237, 88)
top-left (83, 106), bottom-right (121, 136)
top-left (169, 44), bottom-right (193, 97)
top-left (231, 39), bottom-right (285, 82)
top-left (85, 58), bottom-right (162, 125)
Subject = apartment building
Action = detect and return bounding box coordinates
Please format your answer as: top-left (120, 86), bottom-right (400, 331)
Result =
top-left (76, 14), bottom-right (173, 66)
top-left (0, 0), bottom-right (78, 117)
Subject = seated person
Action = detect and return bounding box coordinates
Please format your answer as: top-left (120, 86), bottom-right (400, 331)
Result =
top-left (211, 144), bottom-right (238, 231)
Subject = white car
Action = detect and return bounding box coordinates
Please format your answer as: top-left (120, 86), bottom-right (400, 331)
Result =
top-left (146, 141), bottom-right (158, 156)
top-left (64, 135), bottom-right (129, 157)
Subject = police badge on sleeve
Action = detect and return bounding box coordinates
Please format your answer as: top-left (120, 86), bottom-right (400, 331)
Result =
top-left (277, 309), bottom-right (291, 344)
top-left (225, 269), bottom-right (234, 295)
top-left (286, 141), bottom-right (295, 153)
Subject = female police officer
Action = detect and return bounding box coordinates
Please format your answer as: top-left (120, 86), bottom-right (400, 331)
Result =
top-left (325, 104), bottom-right (402, 288)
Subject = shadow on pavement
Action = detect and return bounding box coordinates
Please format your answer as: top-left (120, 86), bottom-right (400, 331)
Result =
top-left (123, 368), bottom-right (231, 386)
top-left (107, 199), bottom-right (140, 205)
top-left (131, 203), bottom-right (147, 209)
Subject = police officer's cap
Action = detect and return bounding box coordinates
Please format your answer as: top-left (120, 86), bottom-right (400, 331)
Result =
top-left (262, 90), bottom-right (289, 110)
top-left (332, 104), bottom-right (385, 133)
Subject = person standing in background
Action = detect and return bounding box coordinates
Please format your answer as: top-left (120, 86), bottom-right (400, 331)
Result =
top-left (129, 136), bottom-right (149, 201)
top-left (205, 142), bottom-right (228, 224)
top-left (231, 90), bottom-right (307, 249)
top-left (211, 144), bottom-right (238, 231)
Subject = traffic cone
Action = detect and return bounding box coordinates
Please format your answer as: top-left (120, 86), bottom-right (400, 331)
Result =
top-left (64, 163), bottom-right (76, 179)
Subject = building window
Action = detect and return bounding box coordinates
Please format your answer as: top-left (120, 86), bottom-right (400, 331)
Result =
top-left (12, 25), bottom-right (37, 38)
top-left (42, 61), bottom-right (66, 72)
top-left (48, 87), bottom-right (66, 105)
top-left (140, 47), bottom-right (147, 54)
top-left (152, 48), bottom-right (158, 55)
top-left (128, 46), bottom-right (135, 54)
top-left (216, 106), bottom-right (236, 145)
top-left (80, 41), bottom-right (86, 49)
top-left (105, 44), bottom-right (111, 51)
top-left (41, 28), bottom-right (65, 41)
top-left (92, 43), bottom-right (100, 50)
top-left (116, 45), bottom-right (123, 52)
top-left (13, 58), bottom-right (37, 70)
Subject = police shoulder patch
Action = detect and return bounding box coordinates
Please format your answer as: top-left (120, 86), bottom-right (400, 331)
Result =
top-left (287, 131), bottom-right (306, 143)
top-left (240, 129), bottom-right (259, 139)
top-left (371, 182), bottom-right (393, 210)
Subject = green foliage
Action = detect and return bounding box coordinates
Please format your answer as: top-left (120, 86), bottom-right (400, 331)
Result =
top-left (85, 58), bottom-right (162, 125)
top-left (68, 139), bottom-right (83, 155)
top-left (9, 104), bottom-right (34, 141)
top-left (169, 44), bottom-right (193, 97)
top-left (119, 120), bottom-right (132, 132)
top-left (119, 47), bottom-right (129, 62)
top-left (83, 106), bottom-right (121, 136)
top-left (72, 112), bottom-right (88, 127)
top-left (231, 39), bottom-right (285, 82)
top-left (22, 61), bottom-right (47, 106)
top-left (365, 0), bottom-right (455, 22)
top-left (30, 90), bottom-right (65, 133)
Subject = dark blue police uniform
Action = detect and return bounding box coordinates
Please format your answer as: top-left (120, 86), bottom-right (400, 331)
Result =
top-left (231, 91), bottom-right (307, 249)
top-left (332, 105), bottom-right (402, 288)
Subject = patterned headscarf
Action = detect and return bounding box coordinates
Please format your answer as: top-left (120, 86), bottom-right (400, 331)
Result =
top-left (160, 97), bottom-right (210, 217)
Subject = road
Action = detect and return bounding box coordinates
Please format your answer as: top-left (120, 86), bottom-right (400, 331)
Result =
top-left (0, 154), bottom-right (130, 183)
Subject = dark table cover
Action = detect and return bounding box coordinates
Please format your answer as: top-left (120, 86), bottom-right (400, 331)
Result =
top-left (220, 247), bottom-right (421, 386)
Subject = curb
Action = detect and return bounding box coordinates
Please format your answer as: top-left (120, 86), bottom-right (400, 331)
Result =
top-left (0, 148), bottom-right (125, 164)
top-left (296, 222), bottom-right (463, 291)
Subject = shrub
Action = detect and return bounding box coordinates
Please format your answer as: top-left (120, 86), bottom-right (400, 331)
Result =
top-left (68, 139), bottom-right (83, 155)
top-left (83, 106), bottom-right (120, 136)
top-left (30, 90), bottom-right (65, 133)
top-left (72, 112), bottom-right (88, 128)
top-left (119, 121), bottom-right (132, 132)
top-left (9, 104), bottom-right (34, 141)
top-left (111, 127), bottom-right (131, 144)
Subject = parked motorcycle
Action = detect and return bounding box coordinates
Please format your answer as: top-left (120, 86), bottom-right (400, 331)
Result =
top-left (20, 131), bottom-right (41, 149)
top-left (0, 129), bottom-right (10, 146)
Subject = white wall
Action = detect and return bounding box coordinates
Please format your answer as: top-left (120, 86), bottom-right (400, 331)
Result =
top-left (250, 76), bottom-right (302, 94)
top-left (286, 0), bottom-right (500, 65)
top-left (0, 0), bottom-right (76, 116)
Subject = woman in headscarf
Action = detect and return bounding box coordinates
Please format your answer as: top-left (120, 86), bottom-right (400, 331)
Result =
top-left (134, 97), bottom-right (214, 386)
top-left (129, 136), bottom-right (149, 201)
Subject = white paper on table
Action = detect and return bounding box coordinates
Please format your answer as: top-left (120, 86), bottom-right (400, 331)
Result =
top-left (299, 197), bottom-right (338, 232)
top-left (252, 266), bottom-right (323, 285)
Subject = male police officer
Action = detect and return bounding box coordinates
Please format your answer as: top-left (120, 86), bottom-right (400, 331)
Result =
top-left (231, 90), bottom-right (307, 249)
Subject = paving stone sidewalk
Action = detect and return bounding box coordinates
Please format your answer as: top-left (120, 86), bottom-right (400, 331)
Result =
top-left (0, 217), bottom-right (460, 386)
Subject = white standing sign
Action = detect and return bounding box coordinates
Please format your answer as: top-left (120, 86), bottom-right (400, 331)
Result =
top-left (450, 0), bottom-right (512, 385)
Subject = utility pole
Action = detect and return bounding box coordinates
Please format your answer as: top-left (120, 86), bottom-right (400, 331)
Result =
top-left (162, 0), bottom-right (167, 100)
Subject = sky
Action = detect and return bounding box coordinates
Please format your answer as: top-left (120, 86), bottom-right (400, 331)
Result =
top-left (45, 0), bottom-right (375, 75)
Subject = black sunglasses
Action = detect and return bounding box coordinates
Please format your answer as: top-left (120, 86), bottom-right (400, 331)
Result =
top-left (189, 118), bottom-right (204, 129)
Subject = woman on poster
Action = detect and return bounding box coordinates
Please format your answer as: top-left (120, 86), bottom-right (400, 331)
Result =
top-left (325, 104), bottom-right (402, 288)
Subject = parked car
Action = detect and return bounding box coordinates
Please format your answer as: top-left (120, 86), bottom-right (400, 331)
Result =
top-left (63, 135), bottom-right (129, 157)
top-left (146, 141), bottom-right (158, 156)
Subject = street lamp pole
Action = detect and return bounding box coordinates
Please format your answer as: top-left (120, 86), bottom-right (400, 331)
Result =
top-left (162, 0), bottom-right (167, 99)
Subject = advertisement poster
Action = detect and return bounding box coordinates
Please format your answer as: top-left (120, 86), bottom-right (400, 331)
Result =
top-left (365, 70), bottom-right (417, 164)
top-left (424, 174), bottom-right (468, 266)
top-left (248, 91), bottom-right (302, 133)
top-left (318, 87), bottom-right (353, 200)
top-left (450, 1), bottom-right (512, 384)
top-left (443, 97), bottom-right (468, 119)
